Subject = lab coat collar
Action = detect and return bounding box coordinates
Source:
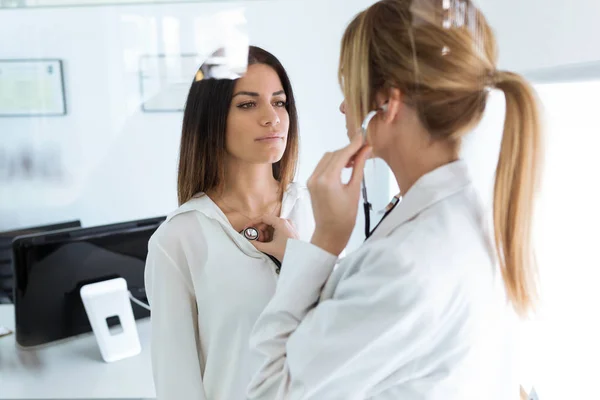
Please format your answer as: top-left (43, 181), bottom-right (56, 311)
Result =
top-left (366, 159), bottom-right (472, 242)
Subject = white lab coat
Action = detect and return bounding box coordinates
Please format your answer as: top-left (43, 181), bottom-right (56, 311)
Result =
top-left (145, 183), bottom-right (315, 400)
top-left (247, 160), bottom-right (519, 400)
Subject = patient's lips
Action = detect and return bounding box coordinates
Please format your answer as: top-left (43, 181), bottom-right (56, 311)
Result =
top-left (256, 133), bottom-right (284, 142)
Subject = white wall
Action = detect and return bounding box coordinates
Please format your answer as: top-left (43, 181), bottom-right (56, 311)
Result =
top-left (0, 0), bottom-right (378, 242)
top-left (463, 0), bottom-right (600, 207)
top-left (478, 0), bottom-right (600, 72)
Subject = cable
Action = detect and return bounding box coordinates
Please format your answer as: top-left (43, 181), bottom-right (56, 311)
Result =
top-left (364, 200), bottom-right (372, 238)
top-left (128, 290), bottom-right (151, 311)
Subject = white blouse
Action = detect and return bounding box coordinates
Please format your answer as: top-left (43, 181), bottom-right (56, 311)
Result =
top-left (144, 183), bottom-right (315, 400)
top-left (247, 161), bottom-right (519, 400)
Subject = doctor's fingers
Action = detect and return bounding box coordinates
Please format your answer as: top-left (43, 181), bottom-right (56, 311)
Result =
top-left (256, 223), bottom-right (273, 242)
top-left (318, 135), bottom-right (366, 182)
top-left (326, 133), bottom-right (366, 173)
top-left (309, 151), bottom-right (349, 193)
top-left (339, 132), bottom-right (365, 159)
top-left (252, 214), bottom-right (287, 231)
top-left (348, 145), bottom-right (372, 188)
top-left (308, 152), bottom-right (335, 187)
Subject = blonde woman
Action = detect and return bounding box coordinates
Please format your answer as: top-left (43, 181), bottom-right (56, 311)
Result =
top-left (247, 0), bottom-right (542, 399)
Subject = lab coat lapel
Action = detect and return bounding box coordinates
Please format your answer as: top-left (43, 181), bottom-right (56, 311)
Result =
top-left (366, 160), bottom-right (472, 242)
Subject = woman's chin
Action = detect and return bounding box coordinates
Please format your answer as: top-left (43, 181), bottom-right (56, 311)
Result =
top-left (264, 147), bottom-right (286, 162)
top-left (251, 151), bottom-right (285, 165)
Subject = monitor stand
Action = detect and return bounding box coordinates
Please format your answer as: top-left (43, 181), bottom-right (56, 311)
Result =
top-left (80, 278), bottom-right (141, 363)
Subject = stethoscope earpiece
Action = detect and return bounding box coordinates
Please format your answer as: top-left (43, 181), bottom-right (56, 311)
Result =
top-left (360, 102), bottom-right (389, 140)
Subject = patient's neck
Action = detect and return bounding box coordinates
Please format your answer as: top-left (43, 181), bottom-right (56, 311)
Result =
top-left (216, 158), bottom-right (281, 214)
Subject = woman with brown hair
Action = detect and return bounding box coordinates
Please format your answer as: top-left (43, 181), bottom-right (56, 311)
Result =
top-left (247, 1), bottom-right (543, 398)
top-left (144, 46), bottom-right (314, 400)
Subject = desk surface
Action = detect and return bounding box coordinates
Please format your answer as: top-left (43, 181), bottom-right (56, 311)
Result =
top-left (0, 304), bottom-right (156, 399)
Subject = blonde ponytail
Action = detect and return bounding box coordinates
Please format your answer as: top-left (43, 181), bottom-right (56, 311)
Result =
top-left (493, 71), bottom-right (543, 317)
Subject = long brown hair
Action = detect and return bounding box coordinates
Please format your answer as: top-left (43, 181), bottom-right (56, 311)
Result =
top-left (340, 0), bottom-right (543, 316)
top-left (177, 46), bottom-right (299, 205)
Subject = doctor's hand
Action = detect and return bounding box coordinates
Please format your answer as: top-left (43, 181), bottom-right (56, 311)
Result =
top-left (249, 215), bottom-right (299, 262)
top-left (308, 134), bottom-right (372, 256)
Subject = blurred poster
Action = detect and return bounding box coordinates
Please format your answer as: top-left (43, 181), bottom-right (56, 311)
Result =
top-left (0, 146), bottom-right (64, 182)
top-left (0, 59), bottom-right (67, 117)
top-left (139, 54), bottom-right (201, 113)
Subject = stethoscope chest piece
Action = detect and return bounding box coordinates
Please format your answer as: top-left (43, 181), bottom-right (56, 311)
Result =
top-left (243, 227), bottom-right (259, 241)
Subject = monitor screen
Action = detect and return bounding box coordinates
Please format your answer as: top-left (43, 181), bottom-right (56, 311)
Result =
top-left (12, 216), bottom-right (165, 348)
top-left (0, 220), bottom-right (82, 304)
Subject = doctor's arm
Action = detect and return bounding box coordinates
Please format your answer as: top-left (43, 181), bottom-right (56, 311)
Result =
top-left (145, 239), bottom-right (207, 400)
top-left (246, 238), bottom-right (444, 400)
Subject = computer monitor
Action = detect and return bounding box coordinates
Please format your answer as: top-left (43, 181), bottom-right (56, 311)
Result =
top-left (0, 220), bottom-right (82, 304)
top-left (12, 216), bottom-right (165, 348)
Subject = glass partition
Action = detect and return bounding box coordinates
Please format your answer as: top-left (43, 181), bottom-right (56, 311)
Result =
top-left (0, 0), bottom-right (265, 9)
top-left (0, 1), bottom-right (251, 230)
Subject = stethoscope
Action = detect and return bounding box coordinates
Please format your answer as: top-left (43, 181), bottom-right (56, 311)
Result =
top-left (242, 227), bottom-right (259, 241)
top-left (240, 226), bottom-right (281, 274)
top-left (361, 102), bottom-right (388, 239)
top-left (242, 102), bottom-right (389, 243)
